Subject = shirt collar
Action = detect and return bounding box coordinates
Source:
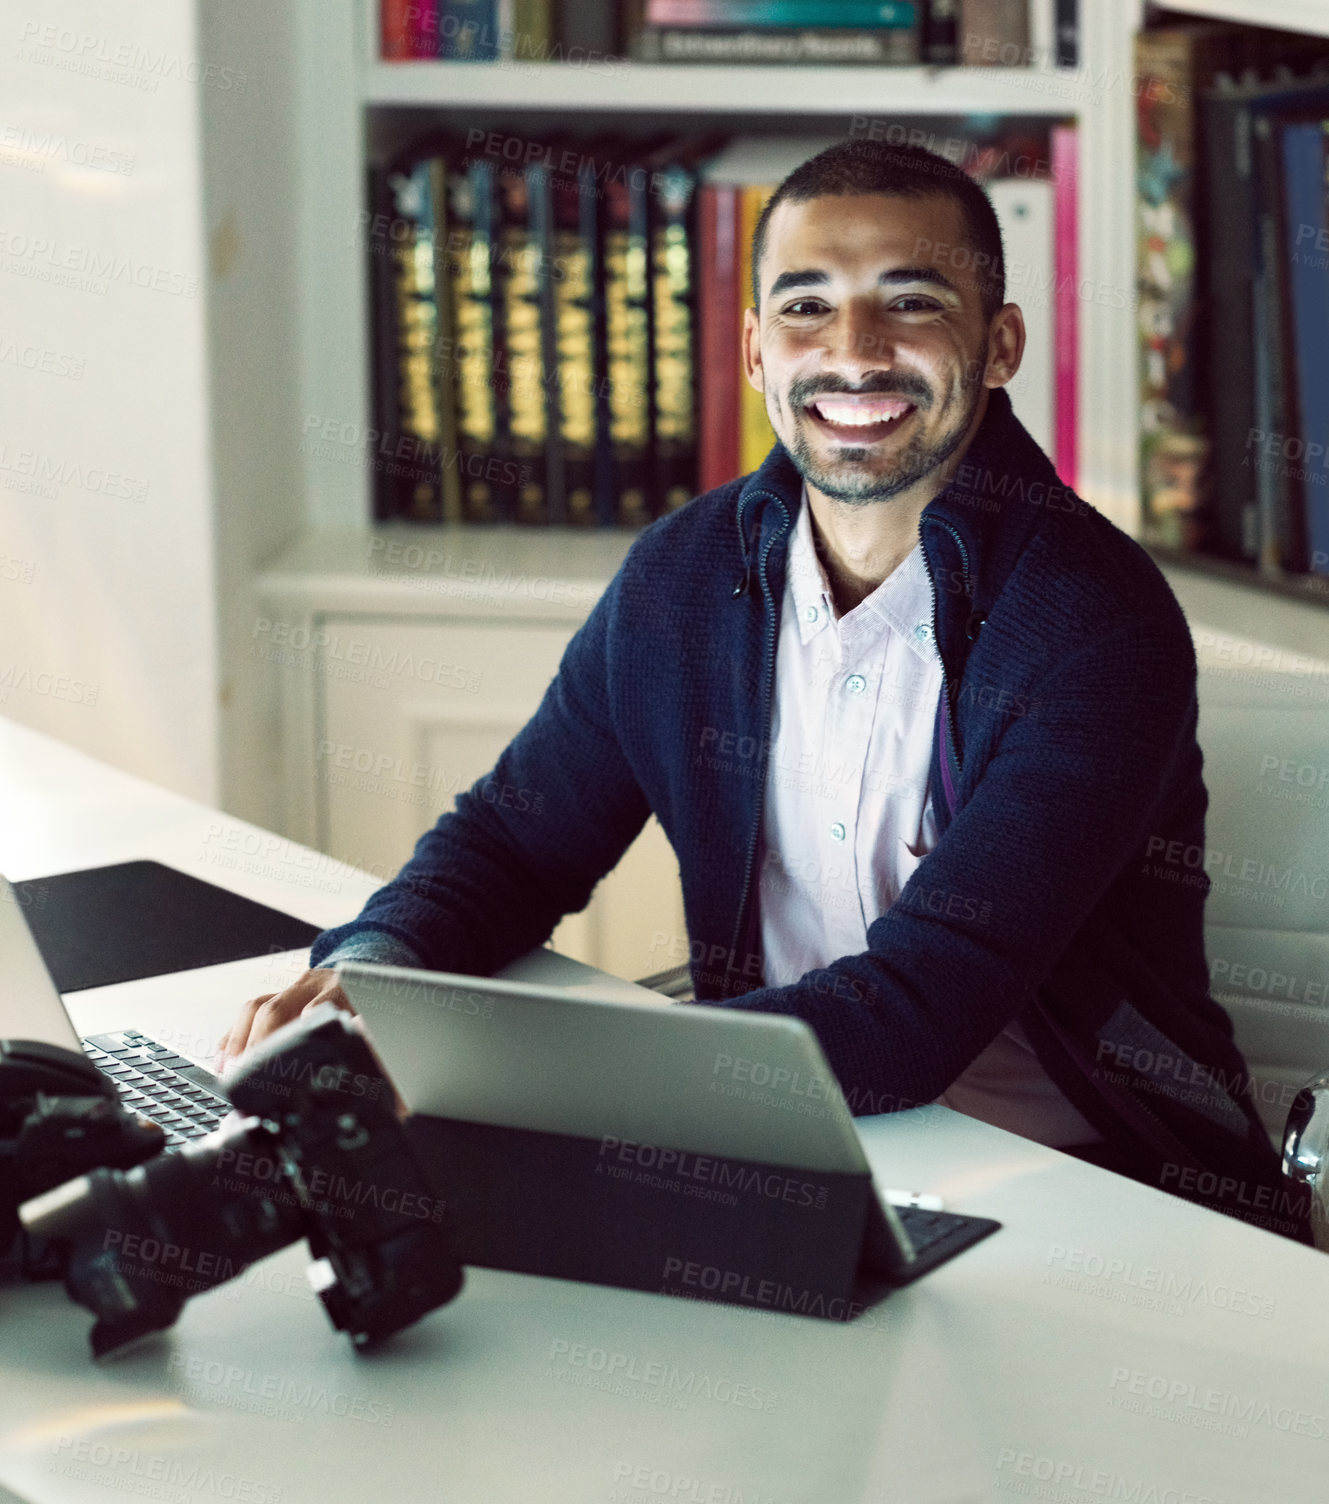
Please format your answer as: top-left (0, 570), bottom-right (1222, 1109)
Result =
top-left (788, 483), bottom-right (938, 660)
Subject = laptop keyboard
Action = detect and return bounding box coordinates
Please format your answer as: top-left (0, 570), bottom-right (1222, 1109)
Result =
top-left (82, 1029), bottom-right (230, 1150)
top-left (897, 1204), bottom-right (994, 1261)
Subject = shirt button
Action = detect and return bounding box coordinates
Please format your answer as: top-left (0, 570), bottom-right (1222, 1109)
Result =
top-left (830, 822), bottom-right (846, 841)
top-left (845, 674), bottom-right (866, 694)
top-left (804, 606), bottom-right (820, 623)
top-left (914, 622), bottom-right (933, 642)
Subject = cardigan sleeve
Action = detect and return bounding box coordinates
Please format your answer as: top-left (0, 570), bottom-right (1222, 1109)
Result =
top-left (308, 560), bottom-right (653, 975)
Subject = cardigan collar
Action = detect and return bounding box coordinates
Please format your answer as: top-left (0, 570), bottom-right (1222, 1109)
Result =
top-left (732, 385), bottom-right (1063, 628)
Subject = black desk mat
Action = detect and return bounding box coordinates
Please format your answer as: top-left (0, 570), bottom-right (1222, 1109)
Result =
top-left (14, 860), bottom-right (322, 993)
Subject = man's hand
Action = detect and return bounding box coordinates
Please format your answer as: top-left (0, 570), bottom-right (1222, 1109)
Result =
top-left (216, 967), bottom-right (352, 1071)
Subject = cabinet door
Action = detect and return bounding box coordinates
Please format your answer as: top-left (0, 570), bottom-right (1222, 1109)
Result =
top-left (316, 618), bottom-right (684, 980)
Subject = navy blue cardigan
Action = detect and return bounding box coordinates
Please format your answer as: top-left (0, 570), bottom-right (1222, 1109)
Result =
top-left (313, 388), bottom-right (1304, 1239)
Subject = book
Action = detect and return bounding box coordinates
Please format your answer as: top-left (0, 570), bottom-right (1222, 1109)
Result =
top-left (920, 0), bottom-right (958, 65)
top-left (601, 148), bottom-right (655, 527)
top-left (647, 150), bottom-right (703, 515)
top-left (1252, 109), bottom-right (1296, 575)
top-left (958, 0), bottom-right (1029, 66)
top-left (380, 0), bottom-right (415, 59)
top-left (633, 28), bottom-right (919, 63)
top-left (987, 178), bottom-right (1054, 457)
top-left (504, 0), bottom-right (551, 61)
top-left (1277, 118), bottom-right (1329, 575)
top-left (494, 163), bottom-right (556, 523)
top-left (738, 182), bottom-right (776, 475)
top-left (549, 153), bottom-right (601, 526)
top-left (696, 183), bottom-right (741, 492)
top-left (1054, 0), bottom-right (1076, 69)
top-left (374, 156), bottom-right (452, 521)
top-left (1051, 121), bottom-right (1077, 490)
top-left (644, 0), bottom-right (918, 25)
top-left (441, 0), bottom-right (501, 60)
top-left (558, 0), bottom-right (620, 56)
top-left (1201, 78), bottom-right (1329, 564)
top-left (1134, 24), bottom-right (1240, 552)
top-left (443, 156), bottom-right (503, 522)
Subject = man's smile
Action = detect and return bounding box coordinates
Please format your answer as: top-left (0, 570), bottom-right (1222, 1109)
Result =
top-left (800, 392), bottom-right (920, 445)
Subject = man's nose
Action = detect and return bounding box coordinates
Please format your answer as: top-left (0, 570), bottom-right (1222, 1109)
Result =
top-left (824, 301), bottom-right (895, 375)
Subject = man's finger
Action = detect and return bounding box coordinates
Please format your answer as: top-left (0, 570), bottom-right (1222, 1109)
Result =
top-left (218, 993), bottom-right (276, 1068)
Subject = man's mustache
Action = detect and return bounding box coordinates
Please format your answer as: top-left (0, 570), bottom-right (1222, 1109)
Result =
top-left (787, 374), bottom-right (932, 408)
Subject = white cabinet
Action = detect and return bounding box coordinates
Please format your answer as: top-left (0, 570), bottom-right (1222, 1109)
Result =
top-left (258, 528), bottom-right (686, 981)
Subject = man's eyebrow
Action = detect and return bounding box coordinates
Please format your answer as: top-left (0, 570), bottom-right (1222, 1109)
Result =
top-left (765, 265), bottom-right (962, 300)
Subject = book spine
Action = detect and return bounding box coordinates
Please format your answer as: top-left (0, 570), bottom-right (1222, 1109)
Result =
top-left (633, 27), bottom-right (919, 62)
top-left (1252, 113), bottom-right (1292, 576)
top-left (651, 163), bottom-right (699, 515)
top-left (644, 0), bottom-right (918, 25)
top-left (366, 166), bottom-right (405, 518)
top-left (1133, 27), bottom-right (1234, 553)
top-left (1051, 122), bottom-right (1076, 492)
top-left (426, 158), bottom-right (464, 523)
top-left (920, 0), bottom-right (958, 65)
top-left (1054, 0), bottom-right (1076, 68)
top-left (558, 0), bottom-right (619, 54)
top-left (496, 166), bottom-right (553, 524)
top-left (385, 160), bottom-right (447, 521)
top-left (381, 0), bottom-right (415, 59)
top-left (602, 167), bottom-right (654, 527)
top-left (958, 0), bottom-right (1029, 66)
top-left (441, 0), bottom-right (501, 60)
top-left (411, 0), bottom-right (441, 56)
top-left (738, 184), bottom-right (776, 476)
top-left (1282, 119), bottom-right (1329, 575)
top-left (551, 161), bottom-right (600, 526)
top-left (509, 0), bottom-right (550, 60)
top-left (697, 184), bottom-right (741, 492)
top-left (448, 160), bottom-right (504, 522)
top-left (1200, 91), bottom-right (1262, 563)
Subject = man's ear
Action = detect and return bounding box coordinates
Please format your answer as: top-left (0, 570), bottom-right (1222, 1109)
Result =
top-left (742, 306), bottom-right (765, 394)
top-left (983, 303), bottom-right (1025, 389)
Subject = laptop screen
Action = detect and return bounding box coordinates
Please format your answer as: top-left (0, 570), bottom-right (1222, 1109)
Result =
top-left (0, 874), bottom-right (82, 1051)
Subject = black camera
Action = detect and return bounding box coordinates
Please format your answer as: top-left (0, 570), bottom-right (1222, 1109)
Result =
top-left (18, 1004), bottom-right (464, 1358)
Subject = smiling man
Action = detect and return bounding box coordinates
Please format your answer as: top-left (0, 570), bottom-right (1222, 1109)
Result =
top-left (224, 141), bottom-right (1302, 1239)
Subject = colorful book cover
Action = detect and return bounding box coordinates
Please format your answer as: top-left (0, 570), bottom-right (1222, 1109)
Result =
top-left (645, 0), bottom-right (917, 25)
top-left (697, 183), bottom-right (741, 492)
top-left (601, 153), bottom-right (655, 527)
top-left (738, 182), bottom-right (777, 477)
top-left (1133, 24), bottom-right (1238, 552)
top-left (380, 0), bottom-right (415, 60)
top-left (441, 0), bottom-right (500, 60)
top-left (1051, 121), bottom-right (1076, 492)
top-left (1280, 119), bottom-right (1329, 575)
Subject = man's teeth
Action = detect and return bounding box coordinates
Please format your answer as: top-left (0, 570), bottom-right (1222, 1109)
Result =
top-left (811, 400), bottom-right (913, 426)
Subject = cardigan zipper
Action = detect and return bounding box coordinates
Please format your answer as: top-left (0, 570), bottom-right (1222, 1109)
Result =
top-left (923, 515), bottom-right (970, 818)
top-left (726, 497), bottom-right (788, 995)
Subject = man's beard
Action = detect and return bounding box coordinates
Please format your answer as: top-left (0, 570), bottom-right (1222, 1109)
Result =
top-left (778, 366), bottom-right (983, 506)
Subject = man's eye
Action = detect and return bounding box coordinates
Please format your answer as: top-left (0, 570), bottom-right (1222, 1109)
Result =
top-left (892, 296), bottom-right (943, 312)
top-left (781, 299), bottom-right (829, 316)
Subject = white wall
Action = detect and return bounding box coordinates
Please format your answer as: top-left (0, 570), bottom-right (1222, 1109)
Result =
top-left (0, 0), bottom-right (218, 801)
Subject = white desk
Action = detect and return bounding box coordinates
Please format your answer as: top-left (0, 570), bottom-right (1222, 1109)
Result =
top-left (3, 716), bottom-right (1329, 1504)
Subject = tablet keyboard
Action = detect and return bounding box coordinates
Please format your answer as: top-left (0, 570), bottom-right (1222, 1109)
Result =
top-left (82, 1029), bottom-right (230, 1150)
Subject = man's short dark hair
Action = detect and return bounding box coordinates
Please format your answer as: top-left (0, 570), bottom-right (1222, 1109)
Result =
top-left (750, 139), bottom-right (1006, 323)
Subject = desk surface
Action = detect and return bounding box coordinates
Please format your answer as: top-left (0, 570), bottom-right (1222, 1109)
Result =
top-left (3, 716), bottom-right (1329, 1504)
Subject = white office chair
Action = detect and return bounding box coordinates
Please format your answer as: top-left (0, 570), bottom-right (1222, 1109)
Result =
top-left (1195, 647), bottom-right (1329, 1242)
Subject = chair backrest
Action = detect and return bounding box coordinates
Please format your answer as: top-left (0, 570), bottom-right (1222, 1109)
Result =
top-left (1196, 635), bottom-right (1329, 1145)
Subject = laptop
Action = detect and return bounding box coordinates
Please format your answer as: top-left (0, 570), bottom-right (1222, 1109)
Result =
top-left (0, 875), bottom-right (230, 1150)
top-left (336, 959), bottom-right (1002, 1283)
